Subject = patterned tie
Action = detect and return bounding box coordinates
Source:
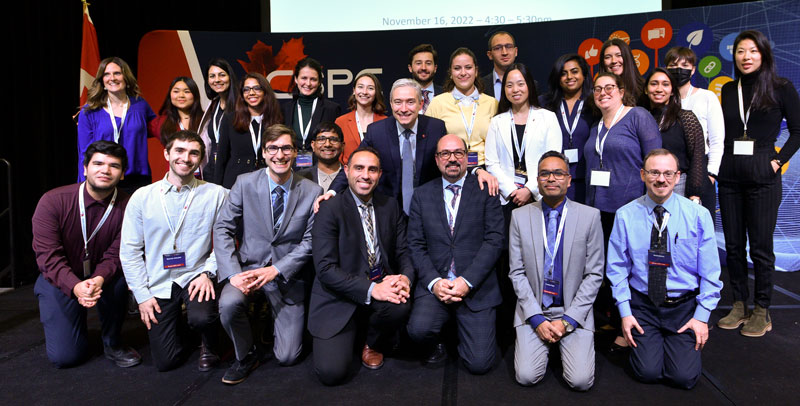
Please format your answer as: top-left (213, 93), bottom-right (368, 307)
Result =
top-left (401, 129), bottom-right (414, 215)
top-left (648, 205), bottom-right (669, 306)
top-left (445, 184), bottom-right (461, 279)
top-left (359, 203), bottom-right (378, 268)
top-left (272, 186), bottom-right (284, 234)
top-left (421, 89), bottom-right (432, 113)
top-left (542, 209), bottom-right (559, 308)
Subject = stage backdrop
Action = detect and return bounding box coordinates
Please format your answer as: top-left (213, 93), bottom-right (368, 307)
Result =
top-left (138, 0), bottom-right (799, 271)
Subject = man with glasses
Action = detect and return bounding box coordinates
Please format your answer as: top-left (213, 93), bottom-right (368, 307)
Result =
top-left (509, 151), bottom-right (604, 390)
top-left (296, 121), bottom-right (344, 192)
top-left (481, 31), bottom-right (518, 100)
top-left (214, 124), bottom-right (322, 385)
top-left (606, 149), bottom-right (722, 389)
top-left (406, 134), bottom-right (504, 374)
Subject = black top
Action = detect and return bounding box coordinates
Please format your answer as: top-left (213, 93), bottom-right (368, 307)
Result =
top-left (282, 95), bottom-right (342, 151)
top-left (651, 108), bottom-right (706, 198)
top-left (513, 124), bottom-right (527, 172)
top-left (214, 112), bottom-right (266, 189)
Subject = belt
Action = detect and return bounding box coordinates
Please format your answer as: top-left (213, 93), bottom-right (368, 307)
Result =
top-left (662, 289), bottom-right (699, 306)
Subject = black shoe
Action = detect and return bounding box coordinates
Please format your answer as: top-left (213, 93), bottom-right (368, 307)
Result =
top-left (198, 343), bottom-right (220, 372)
top-left (221, 348), bottom-right (261, 385)
top-left (104, 346), bottom-right (142, 368)
top-left (426, 343), bottom-right (448, 365)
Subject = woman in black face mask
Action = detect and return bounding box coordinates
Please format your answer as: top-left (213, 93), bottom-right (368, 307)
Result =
top-left (664, 47), bottom-right (724, 218)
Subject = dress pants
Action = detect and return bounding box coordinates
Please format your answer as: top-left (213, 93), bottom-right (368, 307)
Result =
top-left (629, 289), bottom-right (701, 389)
top-left (595, 210), bottom-right (619, 327)
top-left (407, 292), bottom-right (497, 375)
top-left (312, 299), bottom-right (410, 386)
top-left (147, 281), bottom-right (218, 371)
top-left (219, 281), bottom-right (304, 365)
top-left (718, 176), bottom-right (781, 308)
top-left (34, 274), bottom-right (128, 368)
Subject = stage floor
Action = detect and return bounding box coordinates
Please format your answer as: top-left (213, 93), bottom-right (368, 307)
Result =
top-left (1, 269), bottom-right (797, 406)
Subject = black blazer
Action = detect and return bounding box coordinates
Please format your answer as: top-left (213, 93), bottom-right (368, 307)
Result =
top-left (407, 174), bottom-right (504, 311)
top-left (308, 190), bottom-right (415, 339)
top-left (282, 96), bottom-right (342, 151)
top-left (480, 72), bottom-right (496, 98)
top-left (294, 164), bottom-right (319, 185)
top-left (214, 112), bottom-right (265, 189)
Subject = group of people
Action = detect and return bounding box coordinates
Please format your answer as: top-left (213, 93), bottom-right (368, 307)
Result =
top-left (33, 29), bottom-right (797, 390)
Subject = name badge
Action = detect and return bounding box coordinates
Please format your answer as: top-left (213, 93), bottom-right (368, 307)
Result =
top-left (563, 148), bottom-right (579, 164)
top-left (590, 169), bottom-right (611, 187)
top-left (647, 250), bottom-right (672, 268)
top-left (543, 278), bottom-right (560, 297)
top-left (296, 151), bottom-right (313, 168)
top-left (733, 139), bottom-right (754, 155)
top-left (83, 258), bottom-right (91, 278)
top-left (514, 174), bottom-right (527, 189)
top-left (467, 151), bottom-right (479, 167)
top-left (163, 252), bottom-right (187, 269)
top-left (369, 265), bottom-right (383, 281)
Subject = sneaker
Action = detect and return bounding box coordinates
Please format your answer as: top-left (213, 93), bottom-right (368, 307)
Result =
top-left (741, 305), bottom-right (772, 337)
top-left (717, 301), bottom-right (750, 330)
top-left (221, 347), bottom-right (261, 385)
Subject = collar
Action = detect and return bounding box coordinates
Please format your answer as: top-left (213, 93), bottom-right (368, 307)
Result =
top-left (161, 173), bottom-right (197, 194)
top-left (421, 83), bottom-right (435, 94)
top-left (542, 198), bottom-right (566, 217)
top-left (268, 171), bottom-right (293, 194)
top-left (251, 114), bottom-right (263, 124)
top-left (643, 192), bottom-right (677, 215)
top-left (82, 184), bottom-right (113, 208)
top-left (396, 119), bottom-right (419, 137)
top-left (493, 70), bottom-right (502, 84)
top-left (442, 173), bottom-right (467, 191)
top-left (348, 187), bottom-right (373, 207)
top-left (452, 88), bottom-right (480, 101)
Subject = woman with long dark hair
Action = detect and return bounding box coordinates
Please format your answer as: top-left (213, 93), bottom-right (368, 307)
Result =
top-left (599, 39), bottom-right (646, 106)
top-left (150, 76), bottom-right (204, 145)
top-left (282, 57), bottom-right (341, 153)
top-left (716, 30), bottom-right (800, 337)
top-left (197, 58), bottom-right (238, 183)
top-left (335, 72), bottom-right (387, 165)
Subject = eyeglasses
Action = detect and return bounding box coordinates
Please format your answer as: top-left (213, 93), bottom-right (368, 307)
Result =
top-left (593, 84), bottom-right (618, 94)
top-left (436, 150), bottom-right (466, 159)
top-left (538, 170), bottom-right (570, 180)
top-left (314, 136), bottom-right (341, 144)
top-left (243, 86), bottom-right (264, 94)
top-left (643, 169), bottom-right (678, 180)
top-left (264, 145), bottom-right (295, 155)
top-left (491, 43), bottom-right (516, 52)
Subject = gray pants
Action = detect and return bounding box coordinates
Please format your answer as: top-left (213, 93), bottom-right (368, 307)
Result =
top-left (219, 281), bottom-right (304, 364)
top-left (513, 306), bottom-right (595, 391)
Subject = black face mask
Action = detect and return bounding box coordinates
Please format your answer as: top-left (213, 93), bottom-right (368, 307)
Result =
top-left (667, 67), bottom-right (692, 86)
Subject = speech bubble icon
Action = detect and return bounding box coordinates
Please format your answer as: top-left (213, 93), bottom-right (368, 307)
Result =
top-left (709, 76), bottom-right (734, 102)
top-left (719, 32), bottom-right (738, 62)
top-left (699, 55), bottom-right (722, 78)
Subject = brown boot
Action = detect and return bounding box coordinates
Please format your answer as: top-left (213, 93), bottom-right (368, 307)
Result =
top-left (717, 301), bottom-right (750, 330)
top-left (741, 305), bottom-right (772, 337)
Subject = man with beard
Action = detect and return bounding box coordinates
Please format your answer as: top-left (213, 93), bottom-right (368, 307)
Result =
top-left (408, 43), bottom-right (442, 113)
top-left (121, 131), bottom-right (228, 372)
top-left (296, 121), bottom-right (344, 192)
top-left (32, 140), bottom-right (141, 368)
top-left (480, 31), bottom-right (519, 100)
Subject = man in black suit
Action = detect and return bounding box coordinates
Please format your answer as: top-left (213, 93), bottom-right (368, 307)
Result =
top-left (408, 43), bottom-right (443, 113)
top-left (308, 146), bottom-right (415, 385)
top-left (295, 121), bottom-right (344, 192)
top-left (406, 134), bottom-right (504, 374)
top-left (480, 31), bottom-right (518, 100)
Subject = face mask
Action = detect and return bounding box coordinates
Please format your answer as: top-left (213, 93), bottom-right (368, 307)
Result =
top-left (667, 67), bottom-right (692, 86)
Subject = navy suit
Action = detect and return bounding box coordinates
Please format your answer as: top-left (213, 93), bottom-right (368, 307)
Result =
top-left (406, 174), bottom-right (504, 374)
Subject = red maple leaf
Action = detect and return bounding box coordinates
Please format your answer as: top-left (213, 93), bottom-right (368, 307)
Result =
top-left (237, 38), bottom-right (307, 93)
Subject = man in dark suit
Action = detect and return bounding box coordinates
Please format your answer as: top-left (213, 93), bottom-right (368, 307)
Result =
top-left (295, 121), bottom-right (344, 192)
top-left (406, 134), bottom-right (504, 374)
top-left (480, 31), bottom-right (518, 100)
top-left (407, 43), bottom-right (443, 113)
top-left (308, 146), bottom-right (415, 385)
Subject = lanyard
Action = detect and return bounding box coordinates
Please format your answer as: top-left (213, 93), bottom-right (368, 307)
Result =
top-left (560, 99), bottom-right (584, 146)
top-left (541, 203), bottom-right (568, 276)
top-left (249, 117), bottom-right (262, 156)
top-left (297, 98), bottom-right (319, 145)
top-left (457, 97), bottom-right (478, 146)
top-left (509, 107), bottom-right (533, 161)
top-left (159, 181), bottom-right (197, 251)
top-left (78, 182), bottom-right (117, 259)
top-left (652, 211), bottom-right (670, 240)
top-left (212, 102), bottom-right (222, 143)
top-left (595, 104), bottom-right (625, 166)
top-left (737, 79), bottom-right (752, 138)
top-left (105, 98), bottom-right (129, 144)
top-left (355, 112), bottom-right (367, 140)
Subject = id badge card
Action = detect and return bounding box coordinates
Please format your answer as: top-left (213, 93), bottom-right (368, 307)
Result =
top-left (467, 151), bottom-right (479, 167)
top-left (514, 171), bottom-right (527, 189)
top-left (296, 151), bottom-right (313, 167)
top-left (369, 265), bottom-right (383, 281)
top-left (543, 278), bottom-right (560, 296)
top-left (647, 250), bottom-right (672, 268)
top-left (563, 148), bottom-right (579, 164)
top-left (590, 169), bottom-right (611, 187)
top-left (163, 252), bottom-right (187, 269)
top-left (83, 258), bottom-right (91, 278)
top-left (733, 138), bottom-right (754, 155)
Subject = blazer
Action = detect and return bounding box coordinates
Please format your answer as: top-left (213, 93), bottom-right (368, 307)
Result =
top-left (329, 115), bottom-right (448, 202)
top-left (480, 72), bottom-right (497, 99)
top-left (282, 96), bottom-right (342, 151)
top-left (335, 110), bottom-right (388, 165)
top-left (214, 112), bottom-right (267, 189)
top-left (213, 170), bottom-right (322, 304)
top-left (508, 199), bottom-right (604, 330)
top-left (407, 175), bottom-right (504, 311)
top-left (485, 108), bottom-right (563, 203)
top-left (294, 164), bottom-right (319, 184)
top-left (308, 190), bottom-right (415, 339)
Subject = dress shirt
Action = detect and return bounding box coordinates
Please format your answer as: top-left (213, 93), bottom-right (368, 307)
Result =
top-left (426, 175), bottom-right (473, 291)
top-left (32, 184), bottom-right (129, 297)
top-left (606, 193), bottom-right (722, 322)
top-left (492, 70), bottom-right (502, 101)
top-left (316, 166), bottom-right (341, 192)
top-left (422, 83), bottom-right (435, 107)
top-left (268, 172), bottom-right (292, 275)
top-left (349, 188), bottom-right (382, 304)
top-left (120, 175), bottom-right (228, 303)
top-left (396, 120), bottom-right (419, 161)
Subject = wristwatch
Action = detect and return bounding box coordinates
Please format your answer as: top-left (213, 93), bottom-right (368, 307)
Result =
top-left (561, 319), bottom-right (575, 334)
top-left (203, 271), bottom-right (216, 280)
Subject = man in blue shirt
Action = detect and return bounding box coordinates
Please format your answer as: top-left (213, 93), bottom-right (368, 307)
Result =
top-left (607, 148), bottom-right (722, 389)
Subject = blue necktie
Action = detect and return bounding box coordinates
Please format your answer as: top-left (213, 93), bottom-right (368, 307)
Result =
top-left (272, 186), bottom-right (285, 234)
top-left (542, 209), bottom-right (559, 308)
top-left (401, 129), bottom-right (414, 215)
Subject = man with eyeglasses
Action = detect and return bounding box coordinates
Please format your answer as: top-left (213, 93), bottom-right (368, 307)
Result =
top-left (481, 31), bottom-right (518, 100)
top-left (509, 150), bottom-right (604, 390)
top-left (606, 148), bottom-right (722, 389)
top-left (214, 124), bottom-right (322, 385)
top-left (406, 134), bottom-right (504, 373)
top-left (296, 121), bottom-right (344, 192)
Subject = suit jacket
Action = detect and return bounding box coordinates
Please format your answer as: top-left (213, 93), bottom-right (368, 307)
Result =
top-left (213, 170), bottom-right (322, 304)
top-left (508, 199), bottom-right (604, 330)
top-left (480, 72), bottom-right (497, 99)
top-left (282, 96), bottom-right (342, 151)
top-left (214, 112), bottom-right (266, 189)
top-left (308, 190), bottom-right (415, 339)
top-left (335, 110), bottom-right (388, 165)
top-left (407, 175), bottom-right (504, 311)
top-left (294, 164), bottom-right (319, 185)
top-left (329, 115), bottom-right (448, 203)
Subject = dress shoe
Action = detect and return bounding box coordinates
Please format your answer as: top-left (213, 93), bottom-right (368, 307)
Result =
top-left (717, 301), bottom-right (750, 330)
top-left (608, 336), bottom-right (630, 354)
top-left (104, 346), bottom-right (142, 368)
top-left (222, 347), bottom-right (261, 385)
top-left (425, 343), bottom-right (447, 365)
top-left (198, 343), bottom-right (220, 372)
top-left (741, 304), bottom-right (772, 337)
top-left (361, 344), bottom-right (384, 370)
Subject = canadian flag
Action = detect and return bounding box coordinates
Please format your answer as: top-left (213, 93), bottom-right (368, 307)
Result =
top-left (79, 1), bottom-right (100, 107)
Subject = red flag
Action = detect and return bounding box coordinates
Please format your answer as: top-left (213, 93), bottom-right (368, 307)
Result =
top-left (79, 0), bottom-right (100, 107)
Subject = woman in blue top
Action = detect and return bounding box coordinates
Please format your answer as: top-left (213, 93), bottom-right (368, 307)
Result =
top-left (77, 57), bottom-right (156, 193)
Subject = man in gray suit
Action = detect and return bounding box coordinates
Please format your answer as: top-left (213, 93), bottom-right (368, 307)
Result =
top-left (214, 124), bottom-right (322, 385)
top-left (508, 151), bottom-right (604, 391)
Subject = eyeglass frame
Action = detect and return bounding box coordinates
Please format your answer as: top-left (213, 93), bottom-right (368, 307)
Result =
top-left (642, 169), bottom-right (679, 180)
top-left (435, 149), bottom-right (467, 160)
top-left (537, 170), bottom-right (571, 180)
top-left (264, 145), bottom-right (296, 155)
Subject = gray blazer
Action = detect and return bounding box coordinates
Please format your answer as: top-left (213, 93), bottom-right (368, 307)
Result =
top-left (214, 170), bottom-right (322, 303)
top-left (508, 199), bottom-right (604, 330)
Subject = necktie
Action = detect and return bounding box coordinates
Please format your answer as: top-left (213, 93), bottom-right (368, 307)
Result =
top-left (401, 129), bottom-right (414, 215)
top-left (421, 90), bottom-right (432, 113)
top-left (272, 186), bottom-right (285, 234)
top-left (445, 184), bottom-right (461, 279)
top-left (359, 203), bottom-right (377, 268)
top-left (648, 205), bottom-right (668, 306)
top-left (542, 209), bottom-right (559, 308)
